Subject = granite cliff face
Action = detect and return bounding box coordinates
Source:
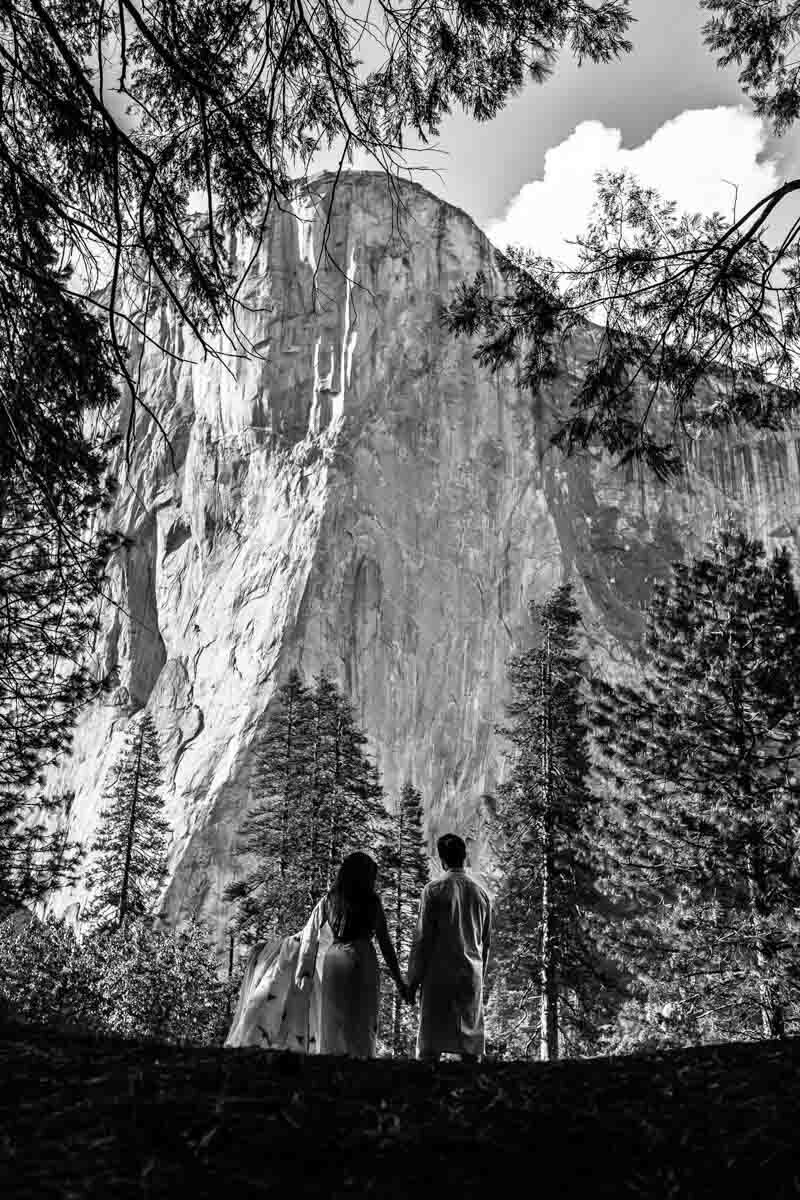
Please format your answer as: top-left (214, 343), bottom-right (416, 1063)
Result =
top-left (47, 172), bottom-right (800, 937)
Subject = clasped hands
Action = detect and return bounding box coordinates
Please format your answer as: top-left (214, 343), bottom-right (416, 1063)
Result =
top-left (296, 971), bottom-right (417, 1005)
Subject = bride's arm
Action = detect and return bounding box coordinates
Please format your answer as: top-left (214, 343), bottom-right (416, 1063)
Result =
top-left (374, 898), bottom-right (406, 994)
top-left (295, 897), bottom-right (326, 990)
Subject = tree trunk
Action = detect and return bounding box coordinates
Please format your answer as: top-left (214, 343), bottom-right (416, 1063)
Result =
top-left (117, 725), bottom-right (143, 928)
top-left (326, 715), bottom-right (344, 890)
top-left (309, 710), bottom-right (322, 904)
top-left (746, 841), bottom-right (784, 1039)
top-left (279, 701), bottom-right (294, 882)
top-left (733, 667), bottom-right (785, 1041)
top-left (539, 625), bottom-right (559, 1062)
top-left (539, 809), bottom-right (559, 1061)
top-left (326, 791), bottom-right (338, 892)
top-left (392, 810), bottom-right (404, 1054)
top-left (391, 986), bottom-right (402, 1055)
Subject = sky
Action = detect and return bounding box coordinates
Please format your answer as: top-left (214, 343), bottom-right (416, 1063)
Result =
top-left (407, 0), bottom-right (800, 260)
top-left (112, 0), bottom-right (800, 265)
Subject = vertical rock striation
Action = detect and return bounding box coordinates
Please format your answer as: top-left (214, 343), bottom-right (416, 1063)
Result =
top-left (47, 172), bottom-right (800, 939)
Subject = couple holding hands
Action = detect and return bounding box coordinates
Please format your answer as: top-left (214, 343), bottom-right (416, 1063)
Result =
top-left (226, 833), bottom-right (493, 1062)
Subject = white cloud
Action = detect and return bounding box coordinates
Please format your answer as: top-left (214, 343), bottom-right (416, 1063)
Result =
top-left (486, 107), bottom-right (782, 266)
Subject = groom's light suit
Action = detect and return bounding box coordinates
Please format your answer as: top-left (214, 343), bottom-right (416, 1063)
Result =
top-left (407, 867), bottom-right (492, 1059)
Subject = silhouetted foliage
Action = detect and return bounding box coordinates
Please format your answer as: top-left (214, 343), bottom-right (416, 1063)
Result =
top-left (447, 2), bottom-right (800, 477)
top-left (0, 0), bottom-right (633, 907)
top-left (0, 789), bottom-right (83, 913)
top-left (703, 1), bottom-right (800, 134)
top-left (0, 0), bottom-right (634, 404)
top-left (313, 677), bottom-right (387, 899)
top-left (0, 207), bottom-right (120, 890)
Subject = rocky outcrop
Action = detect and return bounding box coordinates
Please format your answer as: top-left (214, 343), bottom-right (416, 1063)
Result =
top-left (46, 172), bottom-right (800, 940)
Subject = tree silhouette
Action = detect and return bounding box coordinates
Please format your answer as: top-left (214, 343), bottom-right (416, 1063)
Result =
top-left (0, 788), bottom-right (82, 913)
top-left (0, 224), bottom-right (119, 862)
top-left (86, 712), bottom-right (169, 930)
top-left (317, 680), bottom-right (387, 896)
top-left (0, 0), bottom-right (633, 451)
top-left (447, 4), bottom-right (800, 478)
top-left (493, 583), bottom-right (614, 1060)
top-left (380, 781), bottom-right (429, 1055)
top-left (224, 669), bottom-right (315, 943)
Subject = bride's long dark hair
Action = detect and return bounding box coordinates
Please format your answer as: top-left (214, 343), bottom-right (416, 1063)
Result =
top-left (326, 851), bottom-right (379, 941)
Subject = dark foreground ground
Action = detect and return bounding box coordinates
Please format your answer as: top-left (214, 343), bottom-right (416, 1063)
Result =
top-left (2, 1020), bottom-right (799, 1199)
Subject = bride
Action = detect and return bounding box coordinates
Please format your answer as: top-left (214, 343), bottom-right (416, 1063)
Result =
top-left (225, 851), bottom-right (409, 1056)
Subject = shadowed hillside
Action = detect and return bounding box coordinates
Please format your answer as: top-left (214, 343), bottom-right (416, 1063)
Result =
top-left (2, 1019), bottom-right (799, 1197)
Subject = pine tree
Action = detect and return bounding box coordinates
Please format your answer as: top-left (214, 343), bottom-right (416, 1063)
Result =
top-left (306, 672), bottom-right (341, 905)
top-left (380, 781), bottom-right (429, 1055)
top-left (0, 186), bottom-right (119, 870)
top-left (494, 582), bottom-right (613, 1061)
top-left (593, 526), bottom-right (800, 1042)
top-left (309, 673), bottom-right (388, 900)
top-left (224, 669), bottom-right (315, 943)
top-left (226, 670), bottom-right (388, 941)
top-left (0, 789), bottom-right (83, 914)
top-left (86, 712), bottom-right (169, 930)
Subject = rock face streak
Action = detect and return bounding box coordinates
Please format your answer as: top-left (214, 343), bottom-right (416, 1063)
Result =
top-left (48, 173), bottom-right (800, 937)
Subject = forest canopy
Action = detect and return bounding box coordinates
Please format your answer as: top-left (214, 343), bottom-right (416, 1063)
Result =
top-left (447, 1), bottom-right (800, 480)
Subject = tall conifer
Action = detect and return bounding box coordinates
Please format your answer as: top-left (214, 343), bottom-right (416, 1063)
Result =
top-left (593, 527), bottom-right (800, 1041)
top-left (227, 669), bottom-right (388, 940)
top-left (494, 582), bottom-right (612, 1060)
top-left (86, 712), bottom-right (169, 930)
top-left (308, 673), bottom-right (387, 898)
top-left (380, 781), bottom-right (429, 1055)
top-left (223, 669), bottom-right (315, 943)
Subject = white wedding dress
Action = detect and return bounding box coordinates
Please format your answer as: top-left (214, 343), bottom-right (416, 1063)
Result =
top-left (225, 896), bottom-right (384, 1056)
top-left (224, 905), bottom-right (333, 1053)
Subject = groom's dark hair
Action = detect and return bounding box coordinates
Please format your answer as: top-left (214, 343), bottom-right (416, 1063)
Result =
top-left (437, 833), bottom-right (467, 869)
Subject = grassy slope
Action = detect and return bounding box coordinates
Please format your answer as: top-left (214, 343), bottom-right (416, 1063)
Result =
top-left (2, 1020), bottom-right (799, 1198)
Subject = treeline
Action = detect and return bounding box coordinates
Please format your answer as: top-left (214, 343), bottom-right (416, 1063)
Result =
top-left (0, 711), bottom-right (234, 1044)
top-left (488, 524), bottom-right (800, 1059)
top-left (5, 524), bottom-right (800, 1060)
top-left (221, 669), bottom-right (429, 1055)
top-left (0, 915), bottom-right (232, 1045)
top-left (0, 671), bottom-right (429, 1056)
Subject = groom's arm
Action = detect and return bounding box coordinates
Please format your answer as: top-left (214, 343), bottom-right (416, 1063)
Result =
top-left (407, 885), bottom-right (433, 1001)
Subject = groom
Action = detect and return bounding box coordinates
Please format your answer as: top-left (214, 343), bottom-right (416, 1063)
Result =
top-left (407, 832), bottom-right (492, 1063)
